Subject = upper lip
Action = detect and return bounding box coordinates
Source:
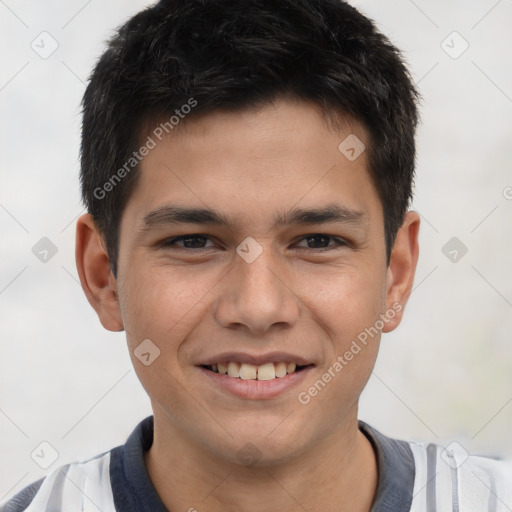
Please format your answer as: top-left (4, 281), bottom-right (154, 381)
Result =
top-left (197, 351), bottom-right (314, 367)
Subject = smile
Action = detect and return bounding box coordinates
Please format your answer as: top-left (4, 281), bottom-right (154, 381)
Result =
top-left (202, 361), bottom-right (309, 381)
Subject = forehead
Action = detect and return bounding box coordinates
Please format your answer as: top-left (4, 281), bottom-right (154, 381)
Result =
top-left (123, 99), bottom-right (380, 230)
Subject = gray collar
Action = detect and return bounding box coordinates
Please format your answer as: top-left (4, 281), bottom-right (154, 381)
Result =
top-left (111, 417), bottom-right (415, 511)
top-left (358, 420), bottom-right (415, 511)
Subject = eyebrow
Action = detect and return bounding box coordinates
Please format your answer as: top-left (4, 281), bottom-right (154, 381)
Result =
top-left (140, 203), bottom-right (365, 232)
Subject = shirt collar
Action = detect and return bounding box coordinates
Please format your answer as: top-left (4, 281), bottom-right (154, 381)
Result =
top-left (111, 416), bottom-right (415, 511)
top-left (358, 420), bottom-right (415, 512)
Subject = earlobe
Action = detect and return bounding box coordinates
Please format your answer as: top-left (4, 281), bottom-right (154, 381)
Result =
top-left (382, 211), bottom-right (420, 333)
top-left (75, 214), bottom-right (124, 332)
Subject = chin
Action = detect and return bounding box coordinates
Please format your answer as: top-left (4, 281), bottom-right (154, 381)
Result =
top-left (208, 422), bottom-right (313, 469)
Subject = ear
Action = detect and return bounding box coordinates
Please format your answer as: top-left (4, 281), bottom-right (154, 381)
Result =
top-left (382, 211), bottom-right (420, 333)
top-left (75, 213), bottom-right (124, 332)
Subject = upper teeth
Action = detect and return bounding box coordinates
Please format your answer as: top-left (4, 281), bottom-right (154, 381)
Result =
top-left (211, 362), bottom-right (298, 380)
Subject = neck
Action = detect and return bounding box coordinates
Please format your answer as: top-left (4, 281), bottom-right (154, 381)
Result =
top-left (144, 409), bottom-right (378, 512)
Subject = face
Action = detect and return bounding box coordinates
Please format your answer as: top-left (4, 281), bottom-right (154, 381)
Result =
top-left (78, 98), bottom-right (418, 466)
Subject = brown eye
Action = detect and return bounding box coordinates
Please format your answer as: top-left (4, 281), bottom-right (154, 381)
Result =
top-left (295, 234), bottom-right (346, 250)
top-left (162, 234), bottom-right (214, 249)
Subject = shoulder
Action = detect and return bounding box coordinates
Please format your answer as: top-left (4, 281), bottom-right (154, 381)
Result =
top-left (408, 439), bottom-right (512, 511)
top-left (0, 417), bottom-right (157, 512)
top-left (0, 451), bottom-right (115, 512)
top-left (359, 421), bottom-right (512, 512)
top-left (0, 479), bottom-right (44, 512)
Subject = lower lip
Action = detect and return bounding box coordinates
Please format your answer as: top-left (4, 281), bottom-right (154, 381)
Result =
top-left (198, 366), bottom-right (314, 400)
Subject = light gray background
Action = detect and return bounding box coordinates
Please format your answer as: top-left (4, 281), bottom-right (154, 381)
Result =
top-left (1, 0), bottom-right (511, 502)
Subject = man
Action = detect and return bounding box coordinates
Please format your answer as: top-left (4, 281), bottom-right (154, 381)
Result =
top-left (2, 0), bottom-right (511, 510)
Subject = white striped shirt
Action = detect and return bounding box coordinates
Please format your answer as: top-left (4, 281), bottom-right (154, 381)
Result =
top-left (2, 416), bottom-right (511, 511)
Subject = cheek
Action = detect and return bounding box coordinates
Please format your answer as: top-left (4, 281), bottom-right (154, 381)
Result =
top-left (304, 263), bottom-right (387, 338)
top-left (117, 266), bottom-right (173, 350)
top-left (297, 272), bottom-right (384, 415)
top-left (118, 264), bottom-right (216, 364)
top-left (117, 268), bottom-right (204, 410)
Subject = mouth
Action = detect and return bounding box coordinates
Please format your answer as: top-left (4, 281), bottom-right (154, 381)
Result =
top-left (196, 352), bottom-right (315, 399)
top-left (200, 361), bottom-right (313, 381)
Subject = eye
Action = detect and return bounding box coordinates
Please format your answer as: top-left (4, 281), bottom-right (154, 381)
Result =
top-left (160, 233), bottom-right (347, 252)
top-left (295, 234), bottom-right (347, 251)
top-left (162, 234), bottom-right (215, 250)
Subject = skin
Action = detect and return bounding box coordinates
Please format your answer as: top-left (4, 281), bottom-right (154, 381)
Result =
top-left (76, 98), bottom-right (420, 511)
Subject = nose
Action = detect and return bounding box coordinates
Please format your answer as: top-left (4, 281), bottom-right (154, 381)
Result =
top-left (213, 247), bottom-right (300, 335)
